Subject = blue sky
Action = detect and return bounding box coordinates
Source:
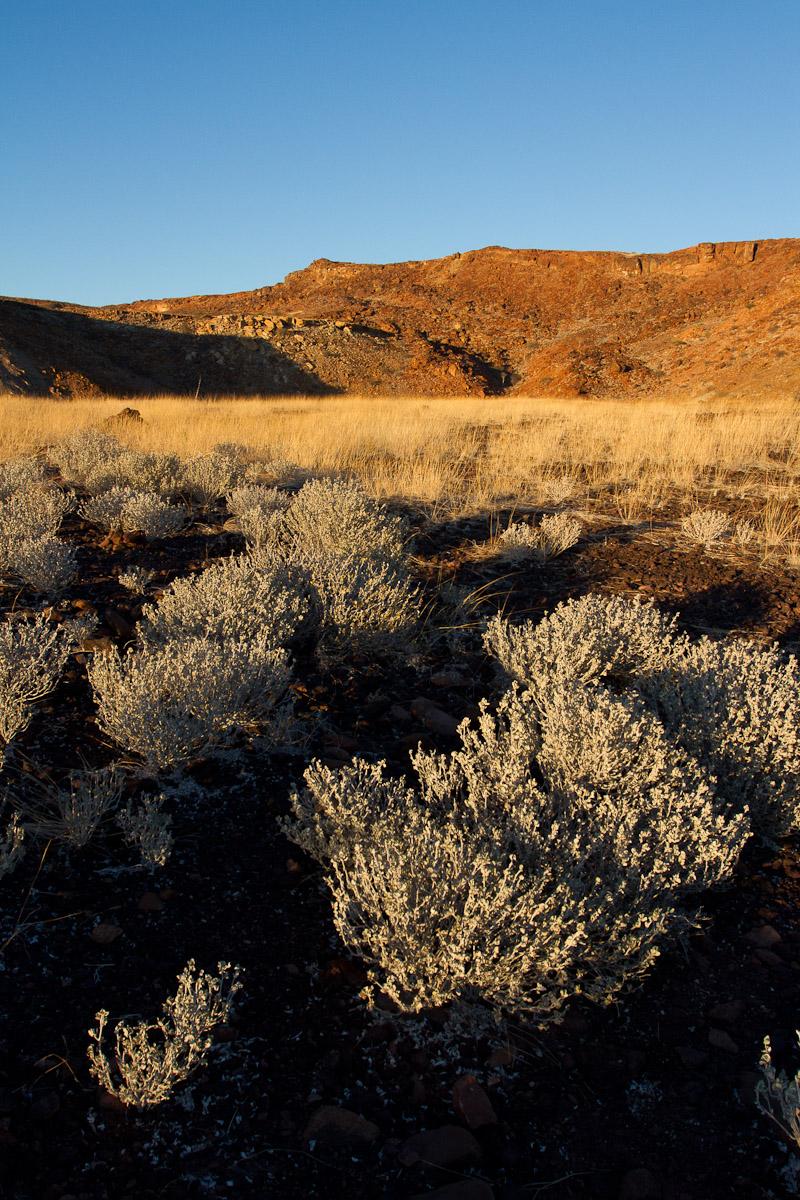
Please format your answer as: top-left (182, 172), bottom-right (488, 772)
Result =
top-left (3, 0), bottom-right (799, 305)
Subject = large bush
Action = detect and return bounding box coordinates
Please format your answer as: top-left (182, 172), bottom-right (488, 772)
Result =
top-left (88, 634), bottom-right (293, 773)
top-left (284, 684), bottom-right (746, 1029)
top-left (137, 552), bottom-right (309, 650)
top-left (487, 594), bottom-right (800, 839)
top-left (643, 636), bottom-right (800, 838)
top-left (281, 476), bottom-right (408, 563)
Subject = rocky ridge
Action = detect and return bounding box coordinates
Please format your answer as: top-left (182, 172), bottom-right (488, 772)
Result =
top-left (2, 238), bottom-right (799, 398)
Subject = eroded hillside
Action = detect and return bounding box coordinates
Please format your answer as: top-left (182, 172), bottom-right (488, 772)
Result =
top-left (2, 239), bottom-right (799, 398)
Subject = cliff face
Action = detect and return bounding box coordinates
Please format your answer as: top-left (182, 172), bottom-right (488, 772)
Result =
top-left (2, 239), bottom-right (799, 398)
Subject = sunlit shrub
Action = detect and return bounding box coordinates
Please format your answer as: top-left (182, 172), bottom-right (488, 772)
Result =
top-left (284, 684), bottom-right (745, 1029)
top-left (88, 634), bottom-right (294, 773)
top-left (87, 960), bottom-right (243, 1108)
top-left (137, 552), bottom-right (309, 650)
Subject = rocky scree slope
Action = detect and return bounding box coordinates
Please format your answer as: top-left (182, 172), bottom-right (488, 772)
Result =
top-left (2, 239), bottom-right (799, 398)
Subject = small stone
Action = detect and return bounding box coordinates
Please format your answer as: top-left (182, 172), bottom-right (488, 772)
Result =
top-left (708, 1000), bottom-right (744, 1024)
top-left (81, 635), bottom-right (114, 654)
top-left (90, 923), bottom-right (123, 945)
top-left (487, 1046), bottom-right (517, 1069)
top-left (29, 1091), bottom-right (60, 1121)
top-left (755, 948), bottom-right (784, 969)
top-left (104, 608), bottom-right (135, 641)
top-left (618, 1167), bottom-right (662, 1200)
top-left (390, 704), bottom-right (412, 724)
top-left (399, 1125), bottom-right (482, 1169)
top-left (137, 892), bottom-right (164, 912)
top-left (303, 1105), bottom-right (379, 1146)
top-left (745, 925), bottom-right (782, 948)
top-left (431, 670), bottom-right (471, 688)
top-left (408, 1181), bottom-right (496, 1200)
top-left (452, 1073), bottom-right (497, 1129)
top-left (708, 1028), bottom-right (739, 1054)
top-left (676, 1045), bottom-right (710, 1070)
top-left (411, 698), bottom-right (461, 737)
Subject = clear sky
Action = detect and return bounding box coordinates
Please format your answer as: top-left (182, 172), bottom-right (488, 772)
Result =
top-left (3, 0), bottom-right (799, 306)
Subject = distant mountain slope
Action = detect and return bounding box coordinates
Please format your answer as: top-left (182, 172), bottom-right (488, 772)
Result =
top-left (2, 240), bottom-right (799, 397)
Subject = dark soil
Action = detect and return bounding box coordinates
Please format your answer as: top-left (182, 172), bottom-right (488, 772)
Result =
top-left (3, 497), bottom-right (800, 1200)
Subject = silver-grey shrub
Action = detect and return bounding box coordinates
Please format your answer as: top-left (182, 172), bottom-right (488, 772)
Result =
top-left (0, 801), bottom-right (25, 880)
top-left (226, 485), bottom-right (291, 548)
top-left (88, 634), bottom-right (293, 773)
top-left (0, 486), bottom-right (72, 556)
top-left (680, 508), bottom-right (732, 547)
top-left (87, 959), bottom-right (243, 1109)
top-left (485, 595), bottom-right (679, 703)
top-left (295, 548), bottom-right (420, 664)
top-left (121, 493), bottom-right (187, 540)
top-left (117, 794), bottom-right (173, 870)
top-left (113, 451), bottom-right (183, 496)
top-left (282, 477), bottom-right (408, 562)
top-left (284, 684), bottom-right (745, 1028)
top-left (80, 487), bottom-right (138, 533)
top-left (0, 456), bottom-right (48, 500)
top-left (52, 428), bottom-right (124, 487)
top-left (501, 513), bottom-right (582, 562)
top-left (0, 613), bottom-right (74, 744)
top-left (183, 447), bottom-right (245, 506)
top-left (137, 552), bottom-right (309, 650)
top-left (486, 594), bottom-right (800, 839)
top-left (10, 535), bottom-right (78, 595)
top-left (643, 636), bottom-right (800, 838)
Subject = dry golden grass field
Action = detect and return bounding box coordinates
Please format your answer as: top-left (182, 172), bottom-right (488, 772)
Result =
top-left (3, 390), bottom-right (800, 556)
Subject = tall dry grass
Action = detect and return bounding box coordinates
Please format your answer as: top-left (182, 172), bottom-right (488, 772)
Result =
top-left (1, 392), bottom-right (798, 521)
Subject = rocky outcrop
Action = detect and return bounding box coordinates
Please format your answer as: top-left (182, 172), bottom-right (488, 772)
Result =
top-left (2, 238), bottom-right (799, 398)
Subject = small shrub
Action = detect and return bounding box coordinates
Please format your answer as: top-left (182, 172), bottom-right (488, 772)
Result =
top-left (0, 614), bottom-right (74, 745)
top-left (80, 487), bottom-right (138, 533)
top-left (0, 456), bottom-right (47, 500)
top-left (284, 684), bottom-right (745, 1028)
top-left (113, 450), bottom-right (183, 496)
top-left (0, 803), bottom-right (25, 880)
top-left (282, 476), bottom-right (408, 562)
top-left (117, 794), bottom-right (173, 870)
top-left (485, 595), bottom-right (679, 703)
top-left (735, 519), bottom-right (757, 548)
top-left (53, 429), bottom-right (124, 487)
top-left (247, 458), bottom-right (305, 487)
top-left (501, 513), bottom-right (581, 561)
top-left (0, 486), bottom-right (72, 557)
top-left (88, 634), bottom-right (293, 773)
top-left (118, 567), bottom-right (154, 593)
top-left (137, 553), bottom-right (309, 651)
top-left (10, 536), bottom-right (78, 595)
top-left (87, 960), bottom-right (243, 1109)
top-left (756, 1033), bottom-right (800, 1148)
top-left (681, 508), bottom-right (732, 547)
top-left (226, 485), bottom-right (291, 548)
top-left (183, 447), bottom-right (244, 506)
top-left (122, 493), bottom-right (187, 540)
top-left (298, 549), bottom-right (421, 664)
